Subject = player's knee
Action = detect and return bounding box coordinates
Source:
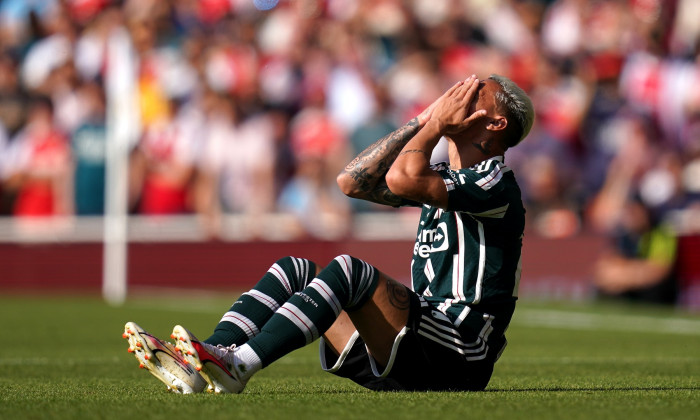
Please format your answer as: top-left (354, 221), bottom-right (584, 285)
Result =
top-left (274, 256), bottom-right (296, 269)
top-left (272, 256), bottom-right (317, 292)
top-left (330, 254), bottom-right (379, 309)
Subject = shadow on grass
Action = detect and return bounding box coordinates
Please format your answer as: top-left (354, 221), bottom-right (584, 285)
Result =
top-left (485, 386), bottom-right (700, 393)
top-left (243, 385), bottom-right (700, 395)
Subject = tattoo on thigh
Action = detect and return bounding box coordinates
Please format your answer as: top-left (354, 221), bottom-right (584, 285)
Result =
top-left (386, 280), bottom-right (411, 310)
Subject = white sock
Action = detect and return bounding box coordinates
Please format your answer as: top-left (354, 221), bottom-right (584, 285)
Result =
top-left (233, 344), bottom-right (262, 381)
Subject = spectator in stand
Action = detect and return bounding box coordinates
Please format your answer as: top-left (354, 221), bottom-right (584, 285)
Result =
top-left (196, 94), bottom-right (277, 239)
top-left (0, 54), bottom-right (27, 140)
top-left (0, 121), bottom-right (10, 214)
top-left (0, 53), bottom-right (27, 215)
top-left (71, 81), bottom-right (107, 215)
top-left (594, 195), bottom-right (679, 305)
top-left (278, 104), bottom-right (351, 240)
top-left (0, 0), bottom-right (699, 258)
top-left (520, 154), bottom-right (581, 238)
top-left (348, 84), bottom-right (398, 212)
top-left (2, 96), bottom-right (72, 218)
top-left (588, 115), bottom-right (680, 304)
top-left (130, 99), bottom-right (196, 215)
top-left (278, 151), bottom-right (352, 241)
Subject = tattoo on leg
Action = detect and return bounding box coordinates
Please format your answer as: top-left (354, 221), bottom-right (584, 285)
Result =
top-left (386, 280), bottom-right (411, 310)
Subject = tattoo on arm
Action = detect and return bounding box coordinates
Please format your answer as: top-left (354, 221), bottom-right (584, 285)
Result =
top-left (361, 180), bottom-right (405, 207)
top-left (386, 279), bottom-right (411, 310)
top-left (398, 149), bottom-right (431, 159)
top-left (340, 118), bottom-right (420, 205)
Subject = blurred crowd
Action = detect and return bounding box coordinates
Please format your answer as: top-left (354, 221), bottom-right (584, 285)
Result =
top-left (0, 0), bottom-right (699, 247)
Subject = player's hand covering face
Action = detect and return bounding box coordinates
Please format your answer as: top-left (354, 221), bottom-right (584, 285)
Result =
top-left (430, 75), bottom-right (487, 135)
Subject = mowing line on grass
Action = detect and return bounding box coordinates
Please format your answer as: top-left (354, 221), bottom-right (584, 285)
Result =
top-left (514, 309), bottom-right (700, 336)
top-left (504, 356), bottom-right (700, 364)
top-left (0, 356), bottom-right (121, 366)
top-left (128, 300), bottom-right (227, 314)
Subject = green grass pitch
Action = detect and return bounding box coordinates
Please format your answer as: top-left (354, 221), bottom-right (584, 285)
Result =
top-left (1, 293), bottom-right (698, 420)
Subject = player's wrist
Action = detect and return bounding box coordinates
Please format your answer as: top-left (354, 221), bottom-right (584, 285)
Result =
top-left (424, 119), bottom-right (445, 136)
top-left (405, 116), bottom-right (422, 131)
top-left (415, 112), bottom-right (430, 128)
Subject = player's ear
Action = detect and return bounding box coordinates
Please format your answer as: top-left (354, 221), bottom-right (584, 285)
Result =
top-left (486, 116), bottom-right (507, 132)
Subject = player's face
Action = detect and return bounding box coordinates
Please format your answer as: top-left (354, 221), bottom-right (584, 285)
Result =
top-left (464, 78), bottom-right (511, 141)
top-left (467, 79), bottom-right (500, 119)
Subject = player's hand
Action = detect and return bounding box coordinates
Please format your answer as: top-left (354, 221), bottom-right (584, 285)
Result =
top-left (416, 94), bottom-right (441, 127)
top-left (431, 75), bottom-right (487, 135)
top-left (415, 77), bottom-right (472, 127)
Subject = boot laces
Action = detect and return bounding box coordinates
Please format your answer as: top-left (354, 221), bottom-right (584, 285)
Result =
top-left (206, 343), bottom-right (237, 362)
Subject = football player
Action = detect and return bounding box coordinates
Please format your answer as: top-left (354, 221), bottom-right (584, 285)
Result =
top-left (125, 74), bottom-right (534, 392)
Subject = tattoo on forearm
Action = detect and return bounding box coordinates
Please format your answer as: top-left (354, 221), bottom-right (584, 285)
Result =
top-left (341, 118), bottom-right (420, 202)
top-left (386, 279), bottom-right (411, 310)
top-left (363, 184), bottom-right (405, 207)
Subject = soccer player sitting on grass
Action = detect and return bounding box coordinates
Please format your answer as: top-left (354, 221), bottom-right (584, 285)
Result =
top-left (124, 74), bottom-right (534, 393)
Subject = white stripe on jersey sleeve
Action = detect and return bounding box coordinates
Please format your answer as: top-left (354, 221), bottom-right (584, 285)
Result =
top-left (475, 164), bottom-right (512, 191)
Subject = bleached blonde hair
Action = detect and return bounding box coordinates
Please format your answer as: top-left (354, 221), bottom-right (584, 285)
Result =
top-left (488, 74), bottom-right (535, 147)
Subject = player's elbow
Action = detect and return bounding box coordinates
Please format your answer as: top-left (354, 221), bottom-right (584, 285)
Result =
top-left (336, 171), bottom-right (362, 198)
top-left (385, 166), bottom-right (410, 198)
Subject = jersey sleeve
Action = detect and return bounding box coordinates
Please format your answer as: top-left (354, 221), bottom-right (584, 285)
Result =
top-left (434, 161), bottom-right (510, 214)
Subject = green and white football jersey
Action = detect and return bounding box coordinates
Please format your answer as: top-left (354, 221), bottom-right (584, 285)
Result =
top-left (410, 156), bottom-right (525, 325)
